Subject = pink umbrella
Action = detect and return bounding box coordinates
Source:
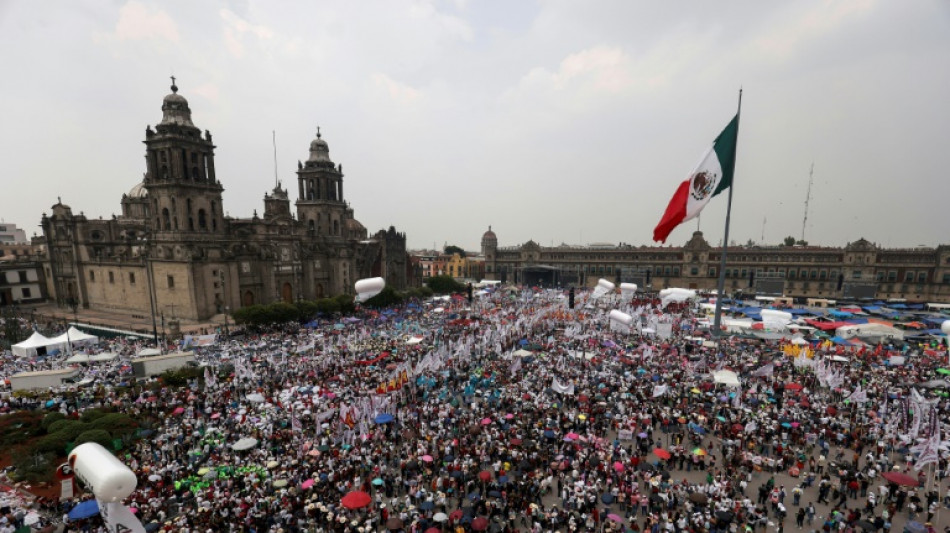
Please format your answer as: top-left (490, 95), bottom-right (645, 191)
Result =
top-left (612, 461), bottom-right (624, 472)
top-left (172, 407), bottom-right (185, 415)
top-left (504, 413), bottom-right (514, 420)
top-left (301, 479), bottom-right (314, 489)
top-left (210, 413), bottom-right (221, 419)
top-left (607, 513), bottom-right (623, 523)
top-left (480, 417), bottom-right (492, 425)
top-left (421, 455), bottom-right (433, 462)
top-left (566, 432), bottom-right (580, 440)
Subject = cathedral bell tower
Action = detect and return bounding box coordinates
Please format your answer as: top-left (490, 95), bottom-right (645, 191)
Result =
top-left (143, 78), bottom-right (224, 235)
top-left (295, 128), bottom-right (347, 238)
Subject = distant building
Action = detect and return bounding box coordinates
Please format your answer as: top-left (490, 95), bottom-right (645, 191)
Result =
top-left (0, 223), bottom-right (28, 245)
top-left (480, 228), bottom-right (950, 302)
top-left (0, 261), bottom-right (46, 306)
top-left (37, 81), bottom-right (407, 321)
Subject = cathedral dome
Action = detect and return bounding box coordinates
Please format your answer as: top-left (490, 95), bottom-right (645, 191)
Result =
top-left (307, 129), bottom-right (332, 163)
top-left (128, 181), bottom-right (148, 199)
top-left (160, 80), bottom-right (196, 127)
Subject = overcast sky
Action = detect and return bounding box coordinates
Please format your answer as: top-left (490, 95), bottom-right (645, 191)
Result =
top-left (2, 1), bottom-right (948, 252)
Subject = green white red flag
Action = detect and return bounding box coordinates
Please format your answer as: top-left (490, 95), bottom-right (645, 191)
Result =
top-left (653, 115), bottom-right (739, 243)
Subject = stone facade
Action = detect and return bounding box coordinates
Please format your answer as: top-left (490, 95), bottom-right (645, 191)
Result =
top-left (38, 82), bottom-right (407, 321)
top-left (481, 228), bottom-right (950, 303)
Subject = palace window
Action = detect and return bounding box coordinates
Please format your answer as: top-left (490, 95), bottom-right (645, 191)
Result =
top-left (129, 273), bottom-right (135, 285)
top-left (167, 275), bottom-right (175, 289)
top-left (904, 271), bottom-right (915, 282)
top-left (89, 271), bottom-right (95, 282)
top-left (917, 272), bottom-right (927, 283)
top-left (109, 271), bottom-right (114, 284)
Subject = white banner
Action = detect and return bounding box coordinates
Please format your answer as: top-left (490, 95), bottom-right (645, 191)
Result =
top-left (617, 429), bottom-right (634, 441)
top-left (60, 479), bottom-right (73, 500)
top-left (656, 323), bottom-right (673, 340)
top-left (100, 502), bottom-right (146, 533)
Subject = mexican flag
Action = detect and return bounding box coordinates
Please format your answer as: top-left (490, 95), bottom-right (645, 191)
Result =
top-left (653, 115), bottom-right (739, 243)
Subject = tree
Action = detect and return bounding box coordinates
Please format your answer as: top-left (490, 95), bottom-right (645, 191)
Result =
top-left (363, 286), bottom-right (403, 308)
top-left (783, 236), bottom-right (796, 246)
top-left (795, 239), bottom-right (808, 246)
top-left (444, 245), bottom-right (466, 258)
top-left (426, 275), bottom-right (465, 294)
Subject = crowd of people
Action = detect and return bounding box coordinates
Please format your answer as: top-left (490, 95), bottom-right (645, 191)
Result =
top-left (2, 287), bottom-right (950, 533)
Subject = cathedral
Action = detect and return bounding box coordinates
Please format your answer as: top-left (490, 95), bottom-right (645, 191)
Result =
top-left (40, 81), bottom-right (407, 321)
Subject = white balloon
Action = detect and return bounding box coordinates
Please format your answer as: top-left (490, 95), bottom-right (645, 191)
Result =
top-left (590, 279), bottom-right (616, 300)
top-left (354, 277), bottom-right (385, 302)
top-left (619, 283), bottom-right (638, 299)
top-left (68, 443), bottom-right (138, 503)
top-left (609, 310), bottom-right (634, 327)
top-left (942, 320), bottom-right (950, 335)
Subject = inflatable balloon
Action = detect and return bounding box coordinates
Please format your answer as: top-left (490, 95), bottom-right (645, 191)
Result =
top-left (619, 283), bottom-right (637, 300)
top-left (354, 277), bottom-right (385, 303)
top-left (609, 310), bottom-right (634, 327)
top-left (760, 309), bottom-right (793, 330)
top-left (590, 279), bottom-right (615, 300)
top-left (68, 442), bottom-right (138, 503)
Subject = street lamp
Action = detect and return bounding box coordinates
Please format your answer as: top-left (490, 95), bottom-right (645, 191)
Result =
top-left (224, 306), bottom-right (230, 337)
top-left (136, 232), bottom-right (160, 346)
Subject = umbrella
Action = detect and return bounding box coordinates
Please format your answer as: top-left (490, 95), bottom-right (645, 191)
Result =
top-left (601, 493), bottom-right (615, 504)
top-left (341, 490), bottom-right (372, 509)
top-left (498, 475), bottom-right (509, 484)
top-left (144, 524), bottom-right (161, 533)
top-left (715, 511), bottom-right (734, 523)
top-left (472, 517), bottom-right (490, 531)
top-left (785, 383), bottom-right (803, 391)
top-left (23, 512), bottom-right (40, 526)
top-left (689, 492), bottom-right (708, 504)
top-left (607, 513), bottom-right (624, 523)
top-left (272, 479), bottom-right (288, 488)
top-left (387, 517), bottom-right (405, 530)
top-left (231, 437), bottom-right (259, 451)
top-left (692, 448), bottom-right (707, 456)
top-left (937, 368), bottom-right (950, 375)
top-left (433, 512), bottom-right (449, 522)
top-left (421, 454), bottom-right (434, 462)
top-left (246, 393), bottom-right (265, 403)
top-left (68, 500), bottom-right (100, 520)
top-left (449, 510), bottom-right (464, 521)
top-left (301, 479), bottom-right (314, 489)
top-left (653, 448), bottom-right (671, 460)
top-left (612, 461), bottom-right (624, 472)
top-left (881, 471), bottom-right (919, 487)
top-left (488, 490), bottom-right (501, 498)
top-left (566, 432), bottom-right (580, 440)
top-left (375, 413), bottom-right (395, 424)
top-left (420, 500), bottom-right (435, 510)
top-left (478, 470), bottom-right (492, 481)
top-left (468, 491), bottom-right (481, 500)
top-left (172, 406), bottom-right (185, 415)
top-left (481, 417), bottom-right (492, 425)
top-left (856, 520), bottom-right (877, 531)
top-left (425, 529), bottom-right (441, 533)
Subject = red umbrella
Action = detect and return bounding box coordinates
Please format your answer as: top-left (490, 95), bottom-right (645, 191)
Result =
top-left (341, 490), bottom-right (372, 509)
top-left (881, 471), bottom-right (919, 487)
top-left (653, 448), bottom-right (671, 460)
top-left (449, 509), bottom-right (463, 521)
top-left (472, 517), bottom-right (489, 531)
top-left (785, 383), bottom-right (804, 391)
top-left (478, 470), bottom-right (492, 482)
top-left (425, 528), bottom-right (440, 533)
top-left (510, 438), bottom-right (522, 446)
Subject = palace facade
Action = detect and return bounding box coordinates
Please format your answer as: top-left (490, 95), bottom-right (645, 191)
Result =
top-left (481, 228), bottom-right (950, 303)
top-left (38, 82), bottom-right (407, 321)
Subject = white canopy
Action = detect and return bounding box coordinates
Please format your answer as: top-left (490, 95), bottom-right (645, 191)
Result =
top-left (712, 369), bottom-right (741, 387)
top-left (12, 331), bottom-right (57, 358)
top-left (49, 327), bottom-right (100, 349)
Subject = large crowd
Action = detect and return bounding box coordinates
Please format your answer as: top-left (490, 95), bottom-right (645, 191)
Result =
top-left (2, 287), bottom-right (950, 533)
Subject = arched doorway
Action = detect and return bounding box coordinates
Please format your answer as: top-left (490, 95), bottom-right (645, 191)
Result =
top-left (315, 283), bottom-right (324, 299)
top-left (281, 283), bottom-right (293, 303)
top-left (242, 291), bottom-right (255, 307)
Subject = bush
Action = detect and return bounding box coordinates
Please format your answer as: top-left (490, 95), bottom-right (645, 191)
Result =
top-left (80, 408), bottom-right (113, 424)
top-left (269, 302), bottom-right (300, 324)
top-left (0, 411), bottom-right (44, 446)
top-left (75, 429), bottom-right (113, 448)
top-left (36, 432), bottom-right (71, 454)
top-left (334, 294), bottom-right (355, 314)
top-left (11, 450), bottom-right (56, 483)
top-left (41, 412), bottom-right (67, 431)
top-left (49, 421), bottom-right (87, 442)
top-left (363, 286), bottom-right (403, 308)
top-left (160, 366), bottom-right (203, 387)
top-left (90, 413), bottom-right (138, 435)
top-left (295, 300), bottom-right (319, 321)
top-left (315, 298), bottom-right (340, 315)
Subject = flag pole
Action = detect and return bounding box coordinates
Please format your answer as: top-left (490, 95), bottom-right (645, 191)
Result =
top-left (713, 88), bottom-right (743, 338)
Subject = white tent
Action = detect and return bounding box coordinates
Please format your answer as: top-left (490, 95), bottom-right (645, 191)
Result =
top-left (12, 331), bottom-right (57, 358)
top-left (49, 327), bottom-right (100, 350)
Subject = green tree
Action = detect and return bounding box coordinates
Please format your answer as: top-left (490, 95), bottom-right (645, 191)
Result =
top-left (295, 300), bottom-right (319, 321)
top-left (444, 245), bottom-right (466, 258)
top-left (334, 294), bottom-right (355, 314)
top-left (268, 302), bottom-right (301, 324)
top-left (783, 236), bottom-right (796, 246)
top-left (426, 275), bottom-right (465, 294)
top-left (75, 429), bottom-right (113, 448)
top-left (363, 286), bottom-right (403, 308)
top-left (315, 298), bottom-right (340, 315)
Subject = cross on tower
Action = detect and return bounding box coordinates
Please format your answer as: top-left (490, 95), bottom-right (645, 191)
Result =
top-left (316, 126), bottom-right (321, 139)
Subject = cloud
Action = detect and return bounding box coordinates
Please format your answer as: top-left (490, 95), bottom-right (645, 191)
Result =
top-left (220, 8), bottom-right (274, 58)
top-left (112, 1), bottom-right (180, 43)
top-left (192, 83), bottom-right (220, 102)
top-left (371, 73), bottom-right (421, 106)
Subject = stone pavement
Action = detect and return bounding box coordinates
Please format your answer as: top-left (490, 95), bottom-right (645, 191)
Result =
top-left (21, 303), bottom-right (229, 338)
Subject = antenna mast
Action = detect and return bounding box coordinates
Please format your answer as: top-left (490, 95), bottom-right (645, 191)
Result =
top-left (801, 163), bottom-right (814, 242)
top-left (272, 131), bottom-right (279, 188)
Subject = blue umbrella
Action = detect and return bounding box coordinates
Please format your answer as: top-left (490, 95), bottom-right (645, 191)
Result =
top-left (468, 491), bottom-right (481, 500)
top-left (601, 493), bottom-right (615, 504)
top-left (374, 413), bottom-right (395, 424)
top-left (69, 500), bottom-right (100, 520)
top-left (543, 430), bottom-right (556, 439)
top-left (372, 478), bottom-right (385, 486)
top-left (498, 475), bottom-right (509, 484)
top-left (420, 501), bottom-right (435, 510)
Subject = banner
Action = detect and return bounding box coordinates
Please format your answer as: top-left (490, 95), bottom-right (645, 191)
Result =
top-left (551, 378), bottom-right (575, 395)
top-left (617, 429), bottom-right (633, 441)
top-left (100, 502), bottom-right (146, 533)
